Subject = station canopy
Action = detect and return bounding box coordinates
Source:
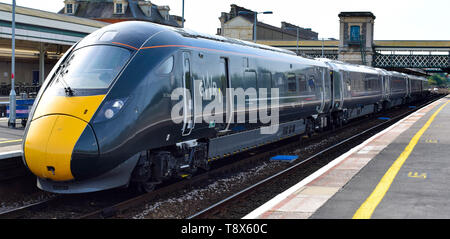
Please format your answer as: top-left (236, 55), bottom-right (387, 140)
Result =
top-left (0, 3), bottom-right (108, 60)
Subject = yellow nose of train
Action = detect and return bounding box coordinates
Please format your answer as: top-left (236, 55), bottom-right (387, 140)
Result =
top-left (24, 92), bottom-right (105, 181)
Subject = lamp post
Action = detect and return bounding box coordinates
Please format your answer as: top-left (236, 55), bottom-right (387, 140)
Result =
top-left (8, 0), bottom-right (16, 128)
top-left (321, 37), bottom-right (325, 58)
top-left (238, 10), bottom-right (273, 43)
top-left (181, 0), bottom-right (184, 28)
top-left (284, 27), bottom-right (300, 55)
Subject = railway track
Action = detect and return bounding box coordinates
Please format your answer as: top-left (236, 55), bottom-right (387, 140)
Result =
top-left (0, 156), bottom-right (28, 181)
top-left (0, 94), bottom-right (444, 219)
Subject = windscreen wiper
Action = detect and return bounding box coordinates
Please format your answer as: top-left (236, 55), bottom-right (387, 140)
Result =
top-left (58, 77), bottom-right (75, 96)
top-left (56, 65), bottom-right (75, 97)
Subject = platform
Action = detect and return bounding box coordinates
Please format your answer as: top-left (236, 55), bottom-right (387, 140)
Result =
top-left (244, 96), bottom-right (450, 219)
top-left (0, 117), bottom-right (24, 155)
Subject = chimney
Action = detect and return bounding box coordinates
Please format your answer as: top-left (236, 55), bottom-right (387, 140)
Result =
top-left (230, 4), bottom-right (238, 17)
top-left (219, 12), bottom-right (229, 26)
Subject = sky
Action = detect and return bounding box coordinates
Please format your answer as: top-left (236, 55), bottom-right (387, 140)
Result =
top-left (0, 0), bottom-right (449, 40)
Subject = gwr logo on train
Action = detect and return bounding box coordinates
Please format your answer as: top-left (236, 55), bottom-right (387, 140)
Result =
top-left (198, 73), bottom-right (219, 101)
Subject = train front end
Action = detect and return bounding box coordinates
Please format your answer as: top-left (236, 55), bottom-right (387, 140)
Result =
top-left (23, 44), bottom-right (133, 193)
top-left (22, 22), bottom-right (164, 193)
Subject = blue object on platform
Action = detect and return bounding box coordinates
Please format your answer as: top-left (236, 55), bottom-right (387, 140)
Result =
top-left (409, 106), bottom-right (416, 108)
top-left (378, 117), bottom-right (391, 120)
top-left (6, 99), bottom-right (35, 119)
top-left (270, 155), bottom-right (298, 163)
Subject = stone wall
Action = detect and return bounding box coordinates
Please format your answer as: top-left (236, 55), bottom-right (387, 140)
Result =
top-left (0, 60), bottom-right (54, 86)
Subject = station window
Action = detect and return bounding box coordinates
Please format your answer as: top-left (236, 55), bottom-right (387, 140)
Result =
top-left (115, 3), bottom-right (123, 14)
top-left (66, 3), bottom-right (73, 14)
top-left (350, 26), bottom-right (360, 42)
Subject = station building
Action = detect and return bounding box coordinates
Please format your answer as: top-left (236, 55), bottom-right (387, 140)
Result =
top-left (217, 4), bottom-right (318, 42)
top-left (60, 0), bottom-right (183, 27)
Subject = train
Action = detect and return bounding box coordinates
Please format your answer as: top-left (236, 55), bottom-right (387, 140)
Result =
top-left (22, 21), bottom-right (429, 193)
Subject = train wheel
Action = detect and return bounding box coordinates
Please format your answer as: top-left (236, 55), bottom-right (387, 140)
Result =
top-left (338, 116), bottom-right (343, 128)
top-left (305, 118), bottom-right (313, 138)
top-left (139, 181), bottom-right (157, 193)
top-left (130, 179), bottom-right (159, 193)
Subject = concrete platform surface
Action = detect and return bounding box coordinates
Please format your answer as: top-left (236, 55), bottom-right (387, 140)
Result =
top-left (245, 96), bottom-right (450, 219)
top-left (0, 117), bottom-right (24, 154)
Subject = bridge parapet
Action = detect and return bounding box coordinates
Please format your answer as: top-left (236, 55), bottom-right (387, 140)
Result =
top-left (374, 54), bottom-right (450, 69)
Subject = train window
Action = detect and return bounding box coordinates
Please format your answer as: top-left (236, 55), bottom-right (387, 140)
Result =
top-left (219, 59), bottom-right (228, 92)
top-left (243, 57), bottom-right (249, 68)
top-left (287, 74), bottom-right (297, 93)
top-left (99, 31), bottom-right (118, 42)
top-left (298, 74), bottom-right (307, 92)
top-left (243, 71), bottom-right (257, 109)
top-left (157, 56), bottom-right (174, 75)
top-left (271, 73), bottom-right (285, 97)
top-left (244, 71), bottom-right (257, 89)
top-left (52, 45), bottom-right (131, 89)
top-left (183, 54), bottom-right (191, 90)
top-left (364, 78), bottom-right (370, 91)
top-left (308, 76), bottom-right (316, 91)
top-left (272, 73), bottom-right (284, 88)
top-left (350, 72), bottom-right (363, 92)
top-left (259, 72), bottom-right (272, 91)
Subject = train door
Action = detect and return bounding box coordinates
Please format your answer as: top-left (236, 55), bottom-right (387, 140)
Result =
top-left (182, 51), bottom-right (194, 136)
top-left (380, 75), bottom-right (385, 100)
top-left (329, 70), bottom-right (334, 110)
top-left (332, 70), bottom-right (343, 110)
top-left (384, 75), bottom-right (390, 100)
top-left (316, 67), bottom-right (327, 113)
top-left (339, 71), bottom-right (345, 106)
top-left (406, 76), bottom-right (411, 97)
top-left (343, 71), bottom-right (351, 101)
top-left (219, 57), bottom-right (232, 132)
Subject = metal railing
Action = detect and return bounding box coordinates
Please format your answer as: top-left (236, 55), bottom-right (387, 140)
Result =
top-left (374, 54), bottom-right (450, 68)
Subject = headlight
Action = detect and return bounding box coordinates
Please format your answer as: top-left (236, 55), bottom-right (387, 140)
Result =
top-left (94, 98), bottom-right (127, 123)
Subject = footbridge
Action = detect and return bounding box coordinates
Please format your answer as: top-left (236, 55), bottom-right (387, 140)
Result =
top-left (259, 39), bottom-right (450, 74)
top-left (258, 12), bottom-right (450, 75)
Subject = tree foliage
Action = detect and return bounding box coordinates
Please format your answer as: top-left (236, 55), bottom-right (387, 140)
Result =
top-left (428, 73), bottom-right (450, 87)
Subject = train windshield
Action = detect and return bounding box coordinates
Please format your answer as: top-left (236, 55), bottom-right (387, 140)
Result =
top-left (54, 45), bottom-right (132, 89)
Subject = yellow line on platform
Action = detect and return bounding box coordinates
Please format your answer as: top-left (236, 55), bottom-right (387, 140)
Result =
top-left (0, 139), bottom-right (22, 144)
top-left (353, 100), bottom-right (450, 219)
